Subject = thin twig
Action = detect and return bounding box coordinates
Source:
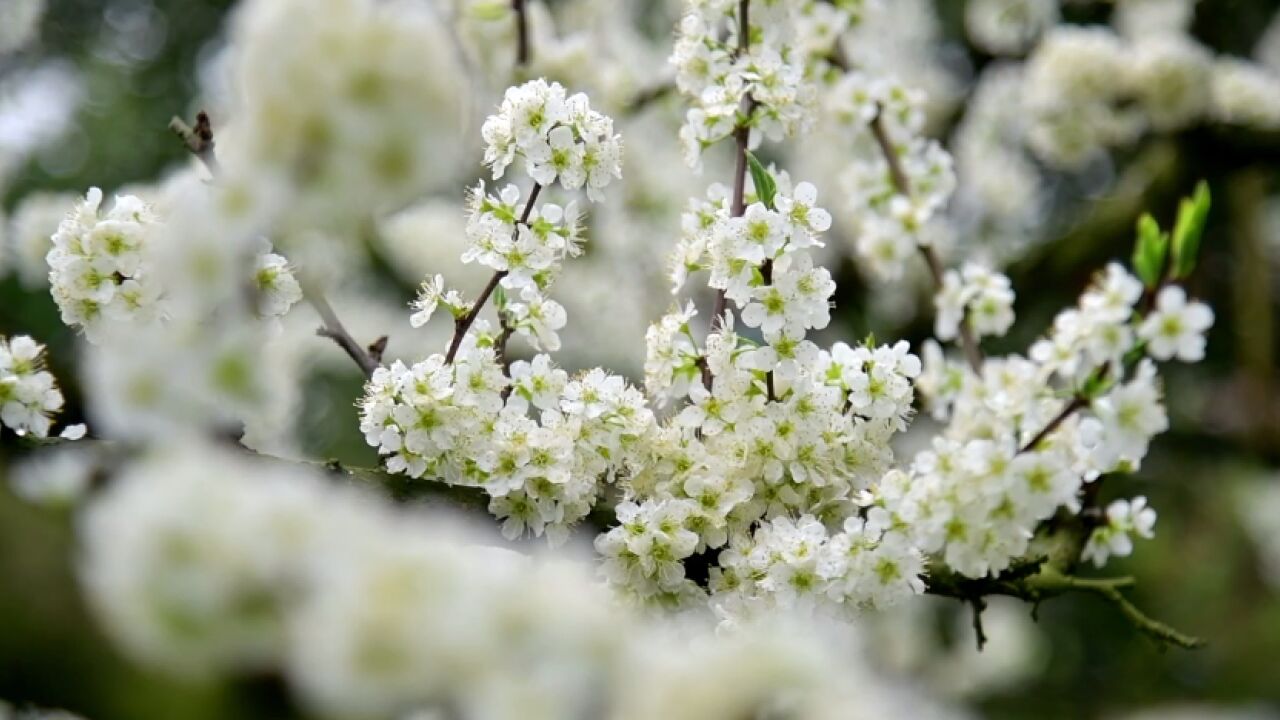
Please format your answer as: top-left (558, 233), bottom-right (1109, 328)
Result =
top-left (169, 111), bottom-right (220, 176)
top-left (868, 107), bottom-right (983, 375)
top-left (445, 184), bottom-right (542, 364)
top-left (628, 81), bottom-right (675, 113)
top-left (309, 292), bottom-right (379, 378)
top-left (1019, 395), bottom-right (1088, 454)
top-left (168, 110), bottom-right (383, 378)
top-left (708, 0), bottom-right (755, 358)
top-left (927, 564), bottom-right (1202, 651)
top-left (970, 596), bottom-right (988, 651)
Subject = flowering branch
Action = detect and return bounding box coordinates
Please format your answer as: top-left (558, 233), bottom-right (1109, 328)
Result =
top-left (710, 0), bottom-right (756, 337)
top-left (868, 108), bottom-right (983, 374)
top-left (444, 183), bottom-right (542, 364)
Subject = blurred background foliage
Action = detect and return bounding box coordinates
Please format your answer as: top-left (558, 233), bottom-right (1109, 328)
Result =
top-left (1, 0), bottom-right (1280, 719)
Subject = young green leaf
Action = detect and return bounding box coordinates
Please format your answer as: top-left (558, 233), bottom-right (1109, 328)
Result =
top-left (745, 151), bottom-right (777, 210)
top-left (1132, 213), bottom-right (1168, 289)
top-left (1171, 180), bottom-right (1210, 280)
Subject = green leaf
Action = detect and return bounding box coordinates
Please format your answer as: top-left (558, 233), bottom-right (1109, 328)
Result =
top-left (1171, 180), bottom-right (1211, 280)
top-left (1131, 213), bottom-right (1168, 289)
top-left (493, 285), bottom-right (507, 310)
top-left (745, 151), bottom-right (777, 210)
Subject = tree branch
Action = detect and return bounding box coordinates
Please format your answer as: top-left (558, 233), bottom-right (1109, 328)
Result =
top-left (707, 0), bottom-right (756, 390)
top-left (868, 108), bottom-right (983, 374)
top-left (1020, 395), bottom-right (1088, 454)
top-left (168, 111), bottom-right (383, 378)
top-left (445, 183), bottom-right (542, 364)
top-left (308, 291), bottom-right (380, 379)
top-left (926, 563), bottom-right (1202, 650)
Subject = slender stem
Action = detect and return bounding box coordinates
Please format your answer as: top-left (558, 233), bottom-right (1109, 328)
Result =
top-left (969, 596), bottom-right (988, 651)
top-left (512, 0), bottom-right (530, 67)
top-left (711, 1), bottom-right (755, 336)
top-left (1091, 584), bottom-right (1205, 650)
top-left (928, 564), bottom-right (1202, 651)
top-left (716, 120), bottom-right (751, 329)
top-left (169, 110), bottom-right (382, 377)
top-left (309, 292), bottom-right (379, 378)
top-left (169, 111), bottom-right (220, 177)
top-left (868, 107), bottom-right (983, 375)
top-left (1019, 395), bottom-right (1087, 454)
top-left (445, 183), bottom-right (542, 364)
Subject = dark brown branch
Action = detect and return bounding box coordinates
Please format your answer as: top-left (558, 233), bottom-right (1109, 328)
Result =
top-left (970, 596), bottom-right (988, 651)
top-left (1020, 395), bottom-right (1088, 454)
top-left (367, 335), bottom-right (388, 365)
top-left (445, 183), bottom-right (542, 364)
top-left (868, 107), bottom-right (983, 375)
top-left (708, 0), bottom-right (756, 361)
top-left (513, 0), bottom-right (530, 67)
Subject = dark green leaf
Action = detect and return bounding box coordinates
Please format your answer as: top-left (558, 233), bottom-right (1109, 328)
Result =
top-left (745, 151), bottom-right (777, 210)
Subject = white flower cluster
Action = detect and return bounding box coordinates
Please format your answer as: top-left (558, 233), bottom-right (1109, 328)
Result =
top-left (360, 351), bottom-right (652, 544)
top-left (1023, 26), bottom-right (1147, 170)
top-left (1082, 496), bottom-right (1158, 568)
top-left (935, 262), bottom-right (1016, 342)
top-left (457, 180), bottom-right (581, 350)
top-left (830, 74), bottom-right (957, 279)
top-left (4, 190), bottom-right (77, 288)
top-left (894, 262), bottom-right (1212, 578)
top-left (670, 0), bottom-right (822, 169)
top-left (78, 439), bottom-right (954, 719)
top-left (0, 334), bottom-right (63, 438)
top-left (964, 0), bottom-right (1058, 56)
top-left (364, 82), bottom-right (646, 543)
top-left (613, 169), bottom-right (926, 613)
top-left (481, 79), bottom-right (622, 202)
top-left (710, 512), bottom-right (926, 617)
top-left (47, 187), bottom-right (305, 342)
top-left (1210, 57), bottom-right (1280, 130)
top-left (226, 0), bottom-right (467, 239)
top-left (47, 188), bottom-right (164, 342)
top-left (1021, 24), bottom-right (1258, 169)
